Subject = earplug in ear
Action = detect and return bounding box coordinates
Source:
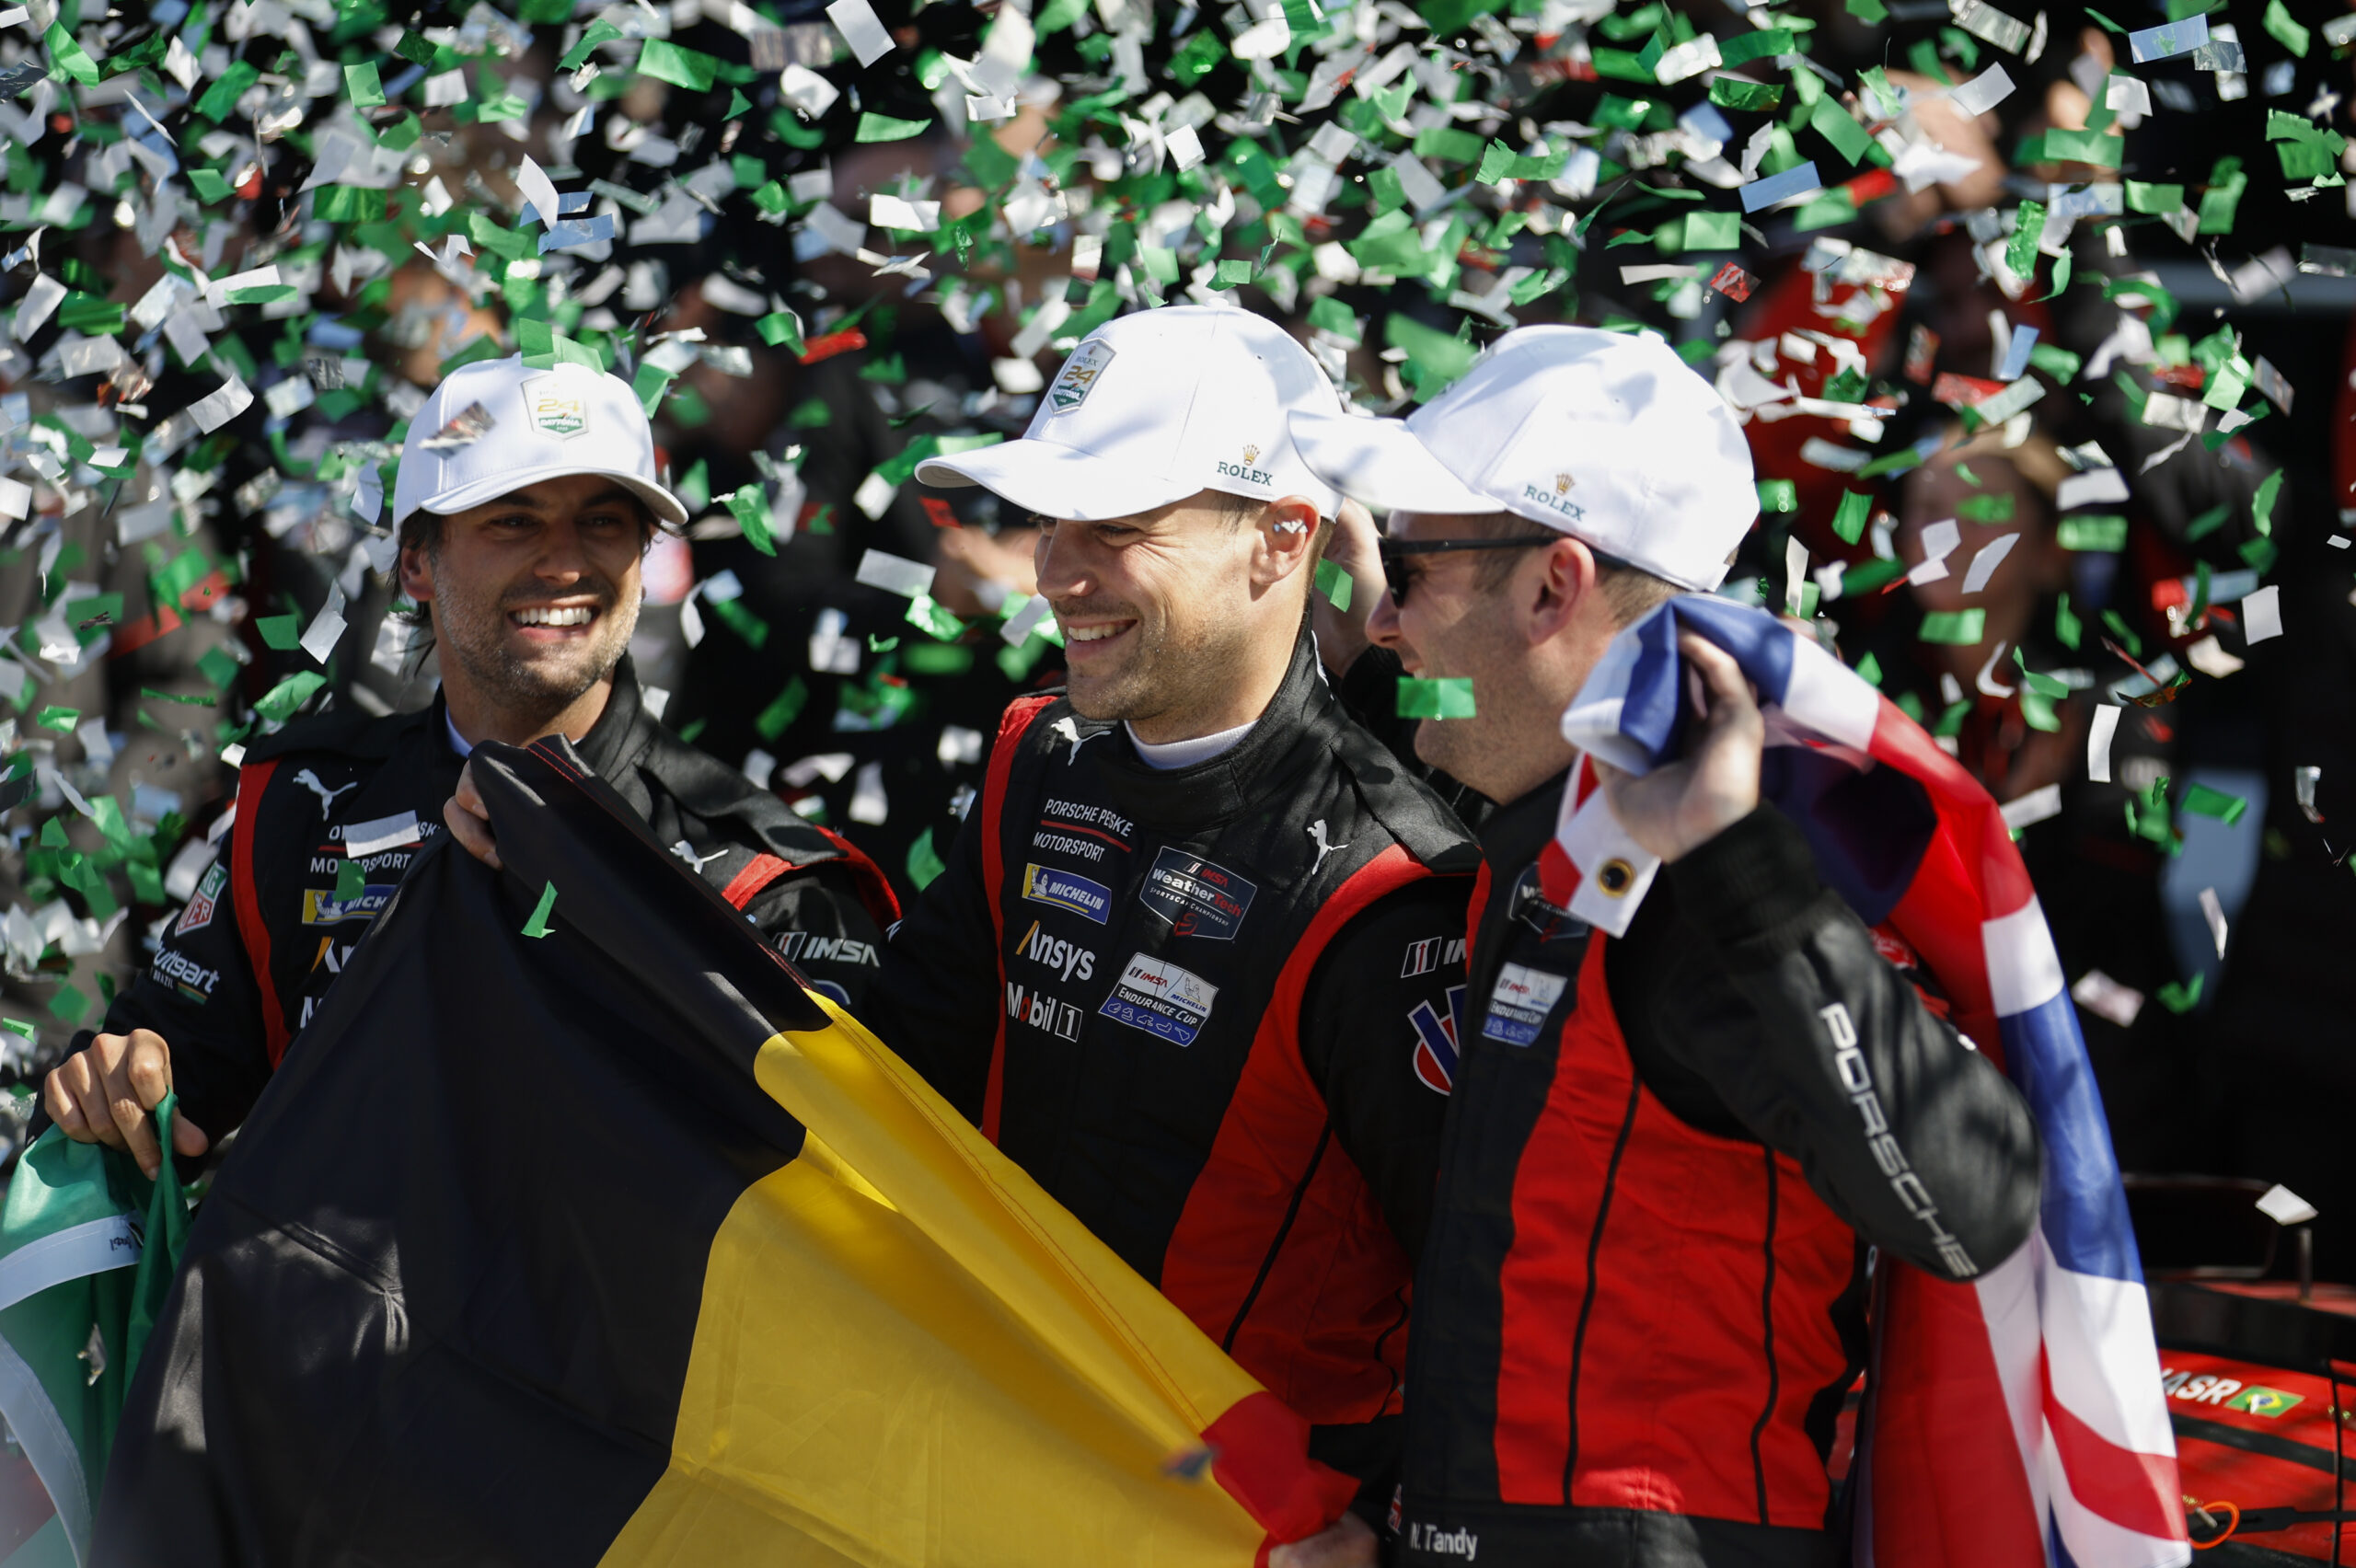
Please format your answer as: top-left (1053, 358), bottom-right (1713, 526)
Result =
top-left (1272, 519), bottom-right (1310, 535)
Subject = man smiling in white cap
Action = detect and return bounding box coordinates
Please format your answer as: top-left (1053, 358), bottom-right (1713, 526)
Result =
top-left (51, 355), bottom-right (896, 1182)
top-left (1291, 326), bottom-right (2039, 1567)
top-left (866, 306), bottom-right (1484, 1560)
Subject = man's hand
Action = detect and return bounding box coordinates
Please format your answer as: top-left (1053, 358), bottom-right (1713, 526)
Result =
top-left (1311, 500), bottom-right (1385, 682)
top-left (1267, 1509), bottom-right (1377, 1568)
top-left (444, 759), bottom-right (501, 870)
top-left (1592, 632), bottom-right (1763, 863)
top-left (43, 1029), bottom-right (209, 1179)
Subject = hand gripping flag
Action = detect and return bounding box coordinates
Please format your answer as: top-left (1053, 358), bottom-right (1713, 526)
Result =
top-left (97, 739), bottom-right (1357, 1566)
top-left (1548, 596), bottom-right (2189, 1568)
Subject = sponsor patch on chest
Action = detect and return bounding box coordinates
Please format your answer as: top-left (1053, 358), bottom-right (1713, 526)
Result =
top-left (1021, 863), bottom-right (1112, 924)
top-left (1480, 963), bottom-right (1568, 1047)
top-left (301, 884), bottom-right (396, 925)
top-left (1137, 847), bottom-right (1256, 940)
top-left (1097, 952), bottom-right (1219, 1046)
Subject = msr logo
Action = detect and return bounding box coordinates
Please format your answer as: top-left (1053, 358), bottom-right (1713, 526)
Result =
top-left (1400, 935), bottom-right (1467, 978)
top-left (1409, 984), bottom-right (1464, 1095)
top-left (1006, 982), bottom-right (1084, 1042)
top-left (1015, 920), bottom-right (1096, 984)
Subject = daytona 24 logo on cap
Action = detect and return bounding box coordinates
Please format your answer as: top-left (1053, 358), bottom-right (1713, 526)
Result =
top-left (1045, 340), bottom-right (1114, 415)
top-left (520, 374), bottom-right (589, 440)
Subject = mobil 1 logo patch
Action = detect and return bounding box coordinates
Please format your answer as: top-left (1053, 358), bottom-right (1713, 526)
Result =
top-left (1099, 952), bottom-right (1219, 1046)
top-left (1481, 963), bottom-right (1568, 1047)
top-left (1138, 847), bottom-right (1256, 940)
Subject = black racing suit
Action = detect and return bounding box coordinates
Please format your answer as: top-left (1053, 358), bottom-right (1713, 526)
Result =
top-left (1396, 775), bottom-right (2044, 1566)
top-left (864, 633), bottom-right (1482, 1516)
top-left (77, 660), bottom-right (897, 1144)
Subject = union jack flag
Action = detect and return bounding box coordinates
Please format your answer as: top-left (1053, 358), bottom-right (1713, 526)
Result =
top-left (1542, 595), bottom-right (2189, 1568)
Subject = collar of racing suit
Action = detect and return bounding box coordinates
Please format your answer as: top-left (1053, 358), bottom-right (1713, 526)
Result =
top-left (1474, 765), bottom-right (1571, 884)
top-left (432, 652), bottom-right (657, 779)
top-left (1085, 630), bottom-right (1346, 832)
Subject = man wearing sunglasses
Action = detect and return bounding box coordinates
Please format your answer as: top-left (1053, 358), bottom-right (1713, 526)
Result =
top-left (1291, 326), bottom-right (2040, 1567)
top-left (864, 306), bottom-right (1482, 1559)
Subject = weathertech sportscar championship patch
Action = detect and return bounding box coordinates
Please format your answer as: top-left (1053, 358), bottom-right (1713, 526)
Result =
top-left (1137, 847), bottom-right (1256, 940)
top-left (1098, 952), bottom-right (1218, 1046)
top-left (1481, 963), bottom-right (1568, 1047)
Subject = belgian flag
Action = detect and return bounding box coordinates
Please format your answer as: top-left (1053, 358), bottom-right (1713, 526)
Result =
top-left (97, 741), bottom-right (1356, 1564)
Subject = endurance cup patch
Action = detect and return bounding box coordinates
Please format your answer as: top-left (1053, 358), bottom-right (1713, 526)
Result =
top-left (1481, 963), bottom-right (1568, 1047)
top-left (1021, 863), bottom-right (1112, 925)
top-left (1098, 952), bottom-right (1219, 1046)
top-left (1137, 847), bottom-right (1256, 940)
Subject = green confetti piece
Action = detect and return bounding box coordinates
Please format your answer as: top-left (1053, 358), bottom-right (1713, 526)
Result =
top-left (1758, 478), bottom-right (1798, 513)
top-left (521, 881), bottom-right (558, 939)
top-left (1843, 558), bottom-right (1903, 594)
top-left (1718, 27), bottom-right (1796, 65)
top-left (1306, 295), bottom-right (1361, 344)
top-left (2125, 180), bottom-right (2184, 214)
top-left (2263, 0), bottom-right (2310, 56)
top-left (2058, 515), bottom-right (2127, 551)
top-left (754, 677), bottom-right (809, 742)
top-left (756, 311), bottom-right (804, 355)
top-left (632, 362), bottom-right (676, 416)
top-left (48, 986), bottom-right (88, 1026)
top-left (1314, 558), bottom-right (1353, 613)
top-left (1709, 76), bottom-right (1784, 111)
top-left (2197, 158), bottom-right (2246, 235)
top-left (2056, 593), bottom-right (2082, 651)
top-left (856, 113), bottom-right (932, 144)
top-left (1919, 609), bottom-right (1987, 645)
top-left (345, 61), bottom-right (385, 107)
top-left (194, 60), bottom-right (260, 121)
top-left (1958, 492), bottom-right (2015, 524)
top-left (1808, 97), bottom-right (1873, 164)
top-left (2028, 342), bottom-right (2083, 381)
top-left (906, 826), bottom-right (946, 892)
top-left (312, 187), bottom-right (387, 223)
top-left (2004, 201), bottom-right (2046, 279)
top-left (1383, 314), bottom-right (1481, 394)
top-left (2043, 129), bottom-right (2123, 167)
top-left (2085, 7), bottom-right (2127, 29)
top-left (2181, 784), bottom-right (2248, 824)
top-left (638, 39), bottom-right (718, 90)
top-left (254, 672), bottom-right (328, 723)
top-left (1832, 490), bottom-right (1870, 545)
top-left (2156, 973), bottom-right (2203, 1013)
top-left (722, 487), bottom-right (774, 555)
top-left (188, 167), bottom-right (234, 203)
top-left (560, 19), bottom-right (624, 70)
top-left (1679, 209), bottom-right (1741, 250)
top-left (2252, 469), bottom-right (2282, 536)
top-left (906, 593), bottom-right (964, 640)
top-left (1854, 651), bottom-right (1882, 686)
top-left (1396, 676), bottom-right (1476, 719)
top-left (256, 614), bottom-right (301, 650)
top-left (1933, 698), bottom-right (1972, 738)
top-left (335, 858), bottom-right (366, 901)
top-left (708, 597), bottom-right (768, 649)
top-left (42, 20), bottom-right (99, 85)
top-left (1212, 258), bottom-right (1254, 289)
top-left (32, 705), bottom-right (78, 732)
top-left (2012, 646), bottom-right (2069, 698)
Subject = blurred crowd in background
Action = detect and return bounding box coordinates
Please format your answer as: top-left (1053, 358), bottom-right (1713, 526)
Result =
top-left (2, 0), bottom-right (2352, 1274)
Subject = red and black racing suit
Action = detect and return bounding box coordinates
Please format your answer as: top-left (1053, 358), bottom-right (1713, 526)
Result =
top-left (1396, 772), bottom-right (2043, 1567)
top-left (78, 660), bottom-right (897, 1143)
top-left (866, 633), bottom-right (1481, 1514)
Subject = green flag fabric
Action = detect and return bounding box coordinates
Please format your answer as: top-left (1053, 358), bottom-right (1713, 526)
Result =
top-left (0, 1099), bottom-right (191, 1564)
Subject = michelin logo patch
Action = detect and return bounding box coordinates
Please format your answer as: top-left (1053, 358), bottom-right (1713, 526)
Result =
top-left (301, 884), bottom-right (397, 925)
top-left (1022, 863), bottom-right (1112, 925)
top-left (1099, 952), bottom-right (1219, 1046)
top-left (1138, 847), bottom-right (1256, 940)
top-left (1481, 963), bottom-right (1568, 1047)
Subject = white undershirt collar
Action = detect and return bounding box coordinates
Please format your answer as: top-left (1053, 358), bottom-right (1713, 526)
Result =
top-left (1126, 719), bottom-right (1256, 771)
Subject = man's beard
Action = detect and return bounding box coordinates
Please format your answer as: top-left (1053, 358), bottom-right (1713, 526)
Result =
top-left (1057, 596), bottom-right (1249, 731)
top-left (434, 570), bottom-right (639, 721)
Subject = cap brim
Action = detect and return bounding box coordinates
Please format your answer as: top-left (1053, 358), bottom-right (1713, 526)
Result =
top-left (1288, 410), bottom-right (1495, 515)
top-left (417, 463), bottom-right (689, 529)
top-left (916, 440), bottom-right (1194, 522)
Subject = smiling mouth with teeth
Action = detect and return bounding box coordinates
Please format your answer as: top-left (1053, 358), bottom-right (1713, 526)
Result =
top-left (1064, 622), bottom-right (1132, 642)
top-left (511, 606), bottom-right (597, 628)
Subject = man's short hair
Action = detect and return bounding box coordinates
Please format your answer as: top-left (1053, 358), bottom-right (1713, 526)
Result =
top-left (1449, 510), bottom-right (1680, 625)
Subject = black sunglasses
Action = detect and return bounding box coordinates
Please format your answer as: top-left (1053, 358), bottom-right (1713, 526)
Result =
top-left (1378, 535), bottom-right (1628, 606)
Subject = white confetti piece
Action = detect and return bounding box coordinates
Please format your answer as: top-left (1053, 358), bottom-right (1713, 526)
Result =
top-left (2198, 886), bottom-right (2228, 958)
top-left (868, 193), bottom-right (941, 231)
top-left (2257, 1184), bottom-right (2319, 1226)
top-left (186, 377), bottom-right (253, 433)
top-left (2056, 468), bottom-right (2128, 509)
top-left (2071, 969), bottom-right (2143, 1027)
top-left (1909, 519), bottom-right (1960, 584)
top-left (1999, 783), bottom-right (2062, 829)
top-left (1948, 63), bottom-right (2015, 116)
top-left (516, 155), bottom-right (560, 230)
top-left (12, 273), bottom-right (63, 340)
top-left (344, 812), bottom-right (422, 859)
top-left (1166, 123), bottom-right (1206, 171)
top-left (780, 63), bottom-right (838, 117)
top-left (826, 0), bottom-right (895, 66)
top-left (1959, 532), bottom-right (2018, 594)
top-left (2240, 583), bottom-right (2282, 642)
top-left (2128, 12), bottom-right (2207, 62)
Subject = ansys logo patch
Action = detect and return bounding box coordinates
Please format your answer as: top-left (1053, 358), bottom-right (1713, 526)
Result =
top-left (520, 374), bottom-right (589, 440)
top-left (1045, 340), bottom-right (1114, 415)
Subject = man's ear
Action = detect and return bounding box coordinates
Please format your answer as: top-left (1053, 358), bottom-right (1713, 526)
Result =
top-left (1251, 496), bottom-right (1321, 588)
top-left (398, 537), bottom-right (435, 606)
top-left (1522, 536), bottom-right (1598, 645)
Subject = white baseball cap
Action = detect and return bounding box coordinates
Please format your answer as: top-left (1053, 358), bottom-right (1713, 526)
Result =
top-left (1289, 326), bottom-right (1757, 592)
top-left (916, 306), bottom-right (1344, 522)
top-left (392, 354), bottom-right (687, 530)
